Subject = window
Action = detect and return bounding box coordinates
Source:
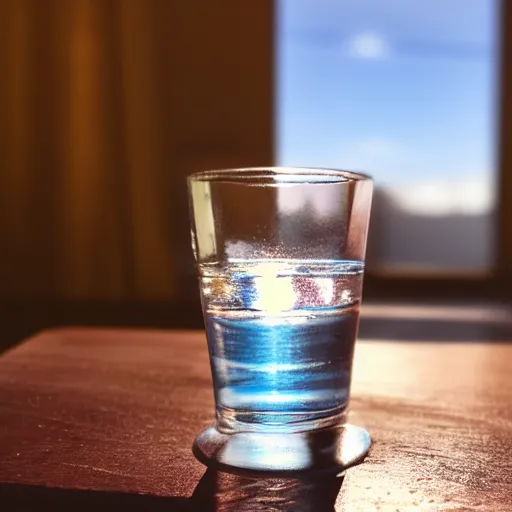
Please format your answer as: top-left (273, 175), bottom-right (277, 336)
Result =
top-left (277, 0), bottom-right (500, 277)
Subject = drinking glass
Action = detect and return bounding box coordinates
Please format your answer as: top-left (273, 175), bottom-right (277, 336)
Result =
top-left (188, 167), bottom-right (373, 474)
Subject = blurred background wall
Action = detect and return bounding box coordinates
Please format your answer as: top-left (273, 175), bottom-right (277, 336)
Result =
top-left (0, 0), bottom-right (273, 347)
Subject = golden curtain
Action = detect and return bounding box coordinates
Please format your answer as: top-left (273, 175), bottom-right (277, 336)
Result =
top-left (0, 0), bottom-right (273, 302)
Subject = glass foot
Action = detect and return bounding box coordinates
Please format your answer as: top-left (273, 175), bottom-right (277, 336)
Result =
top-left (192, 424), bottom-right (371, 477)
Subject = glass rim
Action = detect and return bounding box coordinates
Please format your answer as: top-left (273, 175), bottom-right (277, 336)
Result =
top-left (187, 166), bottom-right (372, 185)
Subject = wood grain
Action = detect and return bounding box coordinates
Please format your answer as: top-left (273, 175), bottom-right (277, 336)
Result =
top-left (0, 327), bottom-right (511, 510)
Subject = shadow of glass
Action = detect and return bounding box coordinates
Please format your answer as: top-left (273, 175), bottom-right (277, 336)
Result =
top-left (0, 483), bottom-right (190, 511)
top-left (191, 468), bottom-right (344, 511)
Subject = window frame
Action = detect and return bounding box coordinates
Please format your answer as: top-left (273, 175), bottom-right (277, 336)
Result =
top-left (496, 0), bottom-right (512, 292)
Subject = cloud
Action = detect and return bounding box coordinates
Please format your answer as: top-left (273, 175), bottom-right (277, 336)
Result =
top-left (346, 32), bottom-right (391, 60)
top-left (386, 177), bottom-right (495, 216)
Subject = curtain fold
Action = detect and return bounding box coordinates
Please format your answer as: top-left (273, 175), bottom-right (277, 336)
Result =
top-left (0, 0), bottom-right (178, 300)
top-left (0, 0), bottom-right (273, 302)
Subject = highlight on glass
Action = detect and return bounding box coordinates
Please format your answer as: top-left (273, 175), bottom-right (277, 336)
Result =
top-left (188, 167), bottom-right (373, 474)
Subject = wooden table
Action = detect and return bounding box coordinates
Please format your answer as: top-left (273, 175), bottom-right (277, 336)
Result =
top-left (1, 312), bottom-right (512, 510)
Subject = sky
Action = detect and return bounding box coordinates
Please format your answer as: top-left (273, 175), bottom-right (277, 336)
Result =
top-left (276, 0), bottom-right (497, 198)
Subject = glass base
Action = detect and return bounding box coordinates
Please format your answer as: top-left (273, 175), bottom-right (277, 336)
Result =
top-left (192, 424), bottom-right (371, 477)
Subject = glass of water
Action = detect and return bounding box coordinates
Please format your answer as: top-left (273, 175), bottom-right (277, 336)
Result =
top-left (188, 167), bottom-right (373, 474)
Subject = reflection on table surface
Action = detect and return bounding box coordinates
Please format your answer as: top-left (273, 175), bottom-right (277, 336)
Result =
top-left (191, 468), bottom-right (344, 512)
